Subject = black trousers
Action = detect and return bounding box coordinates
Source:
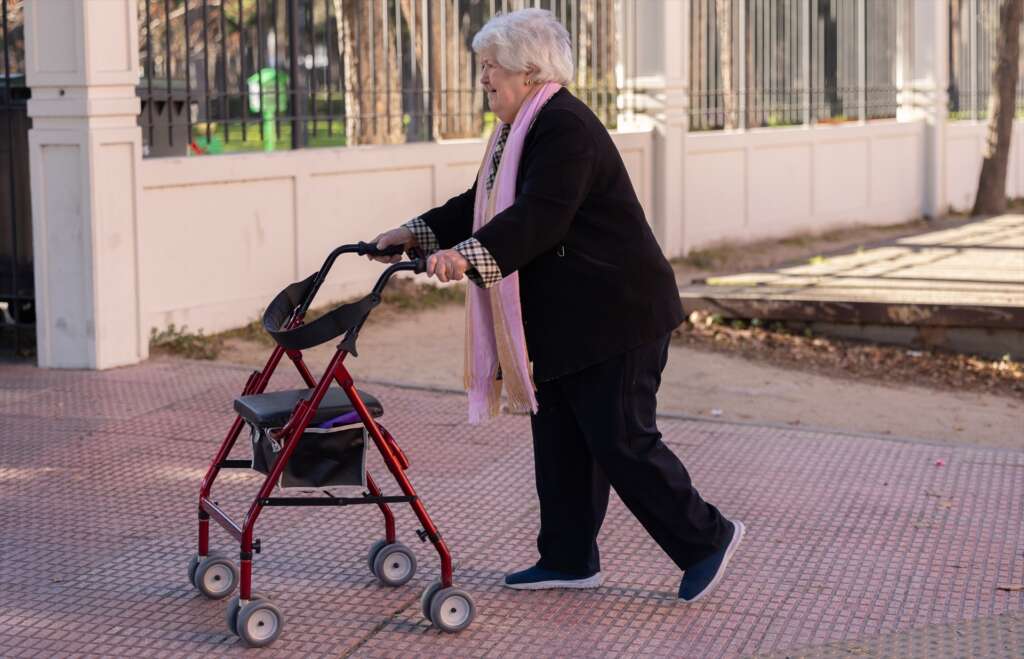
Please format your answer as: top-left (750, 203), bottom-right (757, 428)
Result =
top-left (530, 333), bottom-right (728, 576)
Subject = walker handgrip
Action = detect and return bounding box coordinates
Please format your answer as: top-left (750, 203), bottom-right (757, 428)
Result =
top-left (357, 241), bottom-right (406, 257)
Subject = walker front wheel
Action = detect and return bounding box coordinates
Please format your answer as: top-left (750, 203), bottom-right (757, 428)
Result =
top-left (420, 578), bottom-right (444, 622)
top-left (225, 593), bottom-right (267, 636)
top-left (236, 599), bottom-right (285, 648)
top-left (428, 587), bottom-right (476, 633)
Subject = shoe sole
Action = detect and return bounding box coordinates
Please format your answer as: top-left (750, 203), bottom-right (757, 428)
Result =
top-left (502, 572), bottom-right (603, 591)
top-left (681, 520), bottom-right (746, 604)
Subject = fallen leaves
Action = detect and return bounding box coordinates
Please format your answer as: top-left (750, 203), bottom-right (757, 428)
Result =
top-left (673, 311), bottom-right (1024, 398)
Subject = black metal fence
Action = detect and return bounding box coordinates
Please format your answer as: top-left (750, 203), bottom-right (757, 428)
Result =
top-left (689, 0), bottom-right (903, 131)
top-left (947, 0), bottom-right (1024, 120)
top-left (137, 0), bottom-right (628, 157)
top-left (0, 0), bottom-right (31, 356)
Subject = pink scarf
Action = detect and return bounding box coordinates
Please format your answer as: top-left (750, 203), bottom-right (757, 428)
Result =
top-left (465, 82), bottom-right (562, 423)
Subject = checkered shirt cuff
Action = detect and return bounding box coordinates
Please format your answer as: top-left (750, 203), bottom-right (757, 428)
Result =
top-left (454, 237), bottom-right (502, 289)
top-left (402, 217), bottom-right (439, 253)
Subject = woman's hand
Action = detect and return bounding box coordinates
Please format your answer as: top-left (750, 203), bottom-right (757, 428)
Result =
top-left (426, 249), bottom-right (470, 282)
top-left (368, 227), bottom-right (415, 263)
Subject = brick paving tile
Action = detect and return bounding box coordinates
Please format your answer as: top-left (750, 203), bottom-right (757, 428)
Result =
top-left (0, 359), bottom-right (1020, 657)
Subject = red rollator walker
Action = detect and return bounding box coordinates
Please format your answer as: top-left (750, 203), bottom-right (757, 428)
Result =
top-left (187, 243), bottom-right (476, 647)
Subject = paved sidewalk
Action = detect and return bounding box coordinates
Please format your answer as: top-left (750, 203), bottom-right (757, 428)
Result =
top-left (1, 359), bottom-right (1021, 657)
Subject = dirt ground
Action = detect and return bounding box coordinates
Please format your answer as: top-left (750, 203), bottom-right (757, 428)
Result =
top-left (216, 302), bottom-right (1023, 450)
top-left (210, 217), bottom-right (1022, 451)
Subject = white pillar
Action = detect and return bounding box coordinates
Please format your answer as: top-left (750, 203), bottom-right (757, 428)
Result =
top-left (25, 1), bottom-right (146, 369)
top-left (646, 0), bottom-right (688, 258)
top-left (897, 0), bottom-right (949, 218)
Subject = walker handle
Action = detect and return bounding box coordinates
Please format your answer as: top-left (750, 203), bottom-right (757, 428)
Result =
top-left (356, 241), bottom-right (406, 258)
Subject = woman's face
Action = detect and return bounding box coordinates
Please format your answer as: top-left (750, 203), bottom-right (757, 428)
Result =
top-left (479, 49), bottom-right (536, 124)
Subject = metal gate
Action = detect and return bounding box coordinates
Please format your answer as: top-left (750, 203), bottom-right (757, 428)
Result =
top-left (0, 0), bottom-right (31, 356)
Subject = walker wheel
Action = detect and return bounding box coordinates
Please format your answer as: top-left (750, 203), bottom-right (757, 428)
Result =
top-left (193, 553), bottom-right (239, 599)
top-left (187, 553), bottom-right (200, 586)
top-left (428, 587), bottom-right (476, 633)
top-left (367, 539), bottom-right (388, 572)
top-left (236, 599), bottom-right (285, 648)
top-left (419, 578), bottom-right (444, 622)
top-left (371, 542), bottom-right (417, 587)
top-left (225, 593), bottom-right (267, 636)
top-left (188, 549), bottom-right (225, 588)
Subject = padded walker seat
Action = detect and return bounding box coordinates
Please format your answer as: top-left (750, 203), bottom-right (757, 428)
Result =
top-left (234, 388), bottom-right (383, 428)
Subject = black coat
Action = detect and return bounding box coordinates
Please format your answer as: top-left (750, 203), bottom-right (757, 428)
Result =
top-left (421, 88), bottom-right (684, 382)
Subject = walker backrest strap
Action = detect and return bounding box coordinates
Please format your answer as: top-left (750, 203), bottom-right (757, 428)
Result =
top-left (263, 273), bottom-right (380, 353)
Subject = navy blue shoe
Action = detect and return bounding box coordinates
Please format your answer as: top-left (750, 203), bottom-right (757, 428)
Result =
top-left (678, 519), bottom-right (746, 603)
top-left (502, 566), bottom-right (603, 590)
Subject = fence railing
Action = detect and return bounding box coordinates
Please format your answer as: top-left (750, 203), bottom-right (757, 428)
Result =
top-left (688, 0), bottom-right (904, 131)
top-left (947, 0), bottom-right (1023, 120)
top-left (137, 0), bottom-right (631, 157)
top-left (0, 0), bottom-right (32, 355)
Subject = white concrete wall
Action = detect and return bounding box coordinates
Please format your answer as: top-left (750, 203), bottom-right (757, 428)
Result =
top-left (139, 128), bottom-right (654, 335)
top-left (139, 116), bottom-right (1024, 335)
top-left (683, 121), bottom-right (926, 250)
top-left (945, 121), bottom-right (1024, 212)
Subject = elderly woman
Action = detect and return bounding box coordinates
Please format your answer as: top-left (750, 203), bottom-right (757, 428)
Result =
top-left (370, 9), bottom-right (743, 603)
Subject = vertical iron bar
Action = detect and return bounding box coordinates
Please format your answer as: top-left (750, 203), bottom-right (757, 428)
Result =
top-left (325, 0), bottom-right (332, 138)
top-left (440, 0), bottom-right (445, 135)
top-left (240, 0), bottom-right (248, 141)
top-left (309, 0), bottom-right (317, 138)
top-left (203, 0), bottom-right (211, 143)
top-left (273, 0), bottom-right (282, 141)
top-left (146, 0), bottom-right (155, 148)
top-left (422, 0), bottom-right (429, 140)
top-left (858, 0), bottom-right (865, 121)
top-left (256, 0), bottom-right (266, 144)
top-left (184, 0), bottom-right (192, 148)
top-left (395, 0), bottom-right (402, 139)
top-left (802, 0), bottom-right (810, 125)
top-left (165, 0), bottom-right (173, 146)
top-left (287, 0), bottom-right (301, 148)
top-left (383, 0), bottom-right (391, 139)
top-left (590, 0), bottom-right (597, 113)
top-left (371, 0), bottom-right (378, 135)
top-left (410, 0), bottom-right (417, 139)
top-left (220, 0), bottom-right (228, 142)
top-left (2, 0), bottom-right (18, 350)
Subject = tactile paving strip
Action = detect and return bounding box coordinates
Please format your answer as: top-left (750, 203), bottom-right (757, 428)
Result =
top-left (0, 358), bottom-right (1021, 657)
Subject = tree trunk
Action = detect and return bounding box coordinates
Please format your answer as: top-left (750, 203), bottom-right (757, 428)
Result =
top-left (715, 0), bottom-right (735, 129)
top-left (971, 0), bottom-right (1023, 216)
top-left (334, 0), bottom-right (403, 145)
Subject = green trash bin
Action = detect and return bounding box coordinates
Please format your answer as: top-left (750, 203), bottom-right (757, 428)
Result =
top-left (247, 68), bottom-right (290, 152)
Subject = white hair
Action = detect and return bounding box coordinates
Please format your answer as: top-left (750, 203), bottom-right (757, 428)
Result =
top-left (472, 9), bottom-right (574, 86)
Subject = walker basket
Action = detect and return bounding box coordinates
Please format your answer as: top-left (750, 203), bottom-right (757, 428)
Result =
top-left (250, 422), bottom-right (367, 490)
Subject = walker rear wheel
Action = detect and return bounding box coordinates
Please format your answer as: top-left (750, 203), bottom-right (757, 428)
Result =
top-left (188, 549), bottom-right (225, 587)
top-left (193, 553), bottom-right (239, 599)
top-left (371, 542), bottom-right (417, 587)
top-left (367, 539), bottom-right (388, 572)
